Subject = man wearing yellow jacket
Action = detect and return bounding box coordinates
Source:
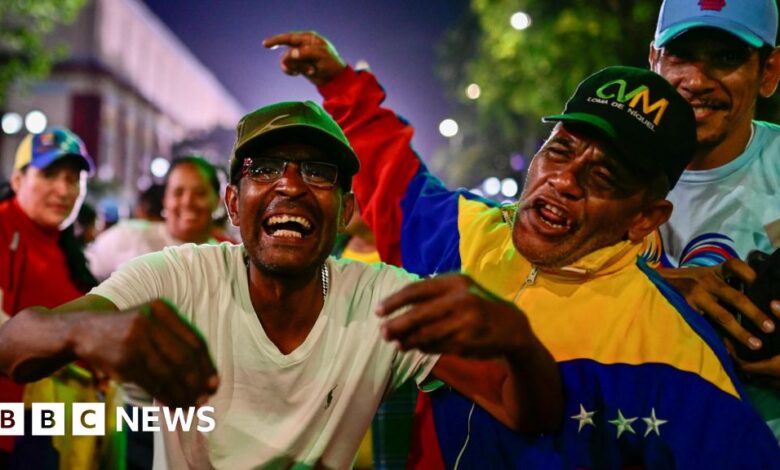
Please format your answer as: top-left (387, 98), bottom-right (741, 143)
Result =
top-left (267, 31), bottom-right (780, 469)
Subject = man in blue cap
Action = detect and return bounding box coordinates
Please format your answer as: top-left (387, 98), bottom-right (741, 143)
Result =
top-left (648, 0), bottom-right (780, 440)
top-left (0, 127), bottom-right (98, 466)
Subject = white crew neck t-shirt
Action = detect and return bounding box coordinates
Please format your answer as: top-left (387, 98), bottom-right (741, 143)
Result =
top-left (90, 243), bottom-right (439, 469)
top-left (661, 121), bottom-right (780, 267)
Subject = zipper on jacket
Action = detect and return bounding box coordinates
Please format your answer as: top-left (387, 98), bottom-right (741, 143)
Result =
top-left (513, 266), bottom-right (538, 304)
top-left (454, 266), bottom-right (538, 469)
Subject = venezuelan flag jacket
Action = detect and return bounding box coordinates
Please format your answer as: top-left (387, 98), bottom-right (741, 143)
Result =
top-left (319, 67), bottom-right (780, 469)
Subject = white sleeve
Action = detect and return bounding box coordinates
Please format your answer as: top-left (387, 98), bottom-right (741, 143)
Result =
top-left (88, 247), bottom-right (188, 312)
top-left (85, 227), bottom-right (122, 282)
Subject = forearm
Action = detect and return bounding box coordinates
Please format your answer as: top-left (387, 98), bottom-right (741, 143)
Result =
top-left (0, 308), bottom-right (80, 382)
top-left (501, 337), bottom-right (563, 433)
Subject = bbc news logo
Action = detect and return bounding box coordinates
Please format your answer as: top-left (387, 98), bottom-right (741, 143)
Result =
top-left (0, 403), bottom-right (215, 435)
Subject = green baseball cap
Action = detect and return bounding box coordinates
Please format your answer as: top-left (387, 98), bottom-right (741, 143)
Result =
top-left (543, 66), bottom-right (696, 188)
top-left (229, 101), bottom-right (359, 185)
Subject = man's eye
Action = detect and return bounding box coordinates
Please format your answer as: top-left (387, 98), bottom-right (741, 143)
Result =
top-left (662, 48), bottom-right (692, 63)
top-left (591, 169), bottom-right (617, 189)
top-left (251, 166), bottom-right (280, 177)
top-left (305, 167), bottom-right (329, 179)
top-left (595, 172), bottom-right (614, 184)
top-left (545, 146), bottom-right (568, 159)
top-left (715, 49), bottom-right (749, 67)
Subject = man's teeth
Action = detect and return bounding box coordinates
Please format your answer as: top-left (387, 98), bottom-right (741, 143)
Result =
top-left (540, 203), bottom-right (566, 229)
top-left (267, 215), bottom-right (311, 229)
top-left (272, 229), bottom-right (303, 238)
top-left (544, 204), bottom-right (564, 217)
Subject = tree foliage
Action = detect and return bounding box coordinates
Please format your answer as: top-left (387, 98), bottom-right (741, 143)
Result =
top-left (433, 0), bottom-right (780, 189)
top-left (0, 0), bottom-right (87, 105)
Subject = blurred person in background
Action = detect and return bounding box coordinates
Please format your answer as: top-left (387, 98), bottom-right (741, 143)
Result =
top-left (87, 155), bottom-right (222, 281)
top-left (133, 183), bottom-right (164, 222)
top-left (0, 127), bottom-right (104, 469)
top-left (85, 155), bottom-right (223, 469)
top-left (74, 203), bottom-right (98, 247)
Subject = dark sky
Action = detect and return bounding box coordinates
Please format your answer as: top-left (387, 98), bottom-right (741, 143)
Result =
top-left (141, 0), bottom-right (470, 160)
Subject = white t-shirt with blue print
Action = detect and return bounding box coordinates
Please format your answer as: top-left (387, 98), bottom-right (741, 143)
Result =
top-left (661, 121), bottom-right (780, 268)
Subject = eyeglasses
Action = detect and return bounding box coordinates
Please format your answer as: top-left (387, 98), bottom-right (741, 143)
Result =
top-left (240, 157), bottom-right (339, 189)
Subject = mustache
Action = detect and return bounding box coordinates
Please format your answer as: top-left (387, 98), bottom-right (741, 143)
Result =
top-left (263, 198), bottom-right (320, 218)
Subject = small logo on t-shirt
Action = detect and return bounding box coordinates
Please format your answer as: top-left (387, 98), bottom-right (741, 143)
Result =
top-left (325, 385), bottom-right (337, 410)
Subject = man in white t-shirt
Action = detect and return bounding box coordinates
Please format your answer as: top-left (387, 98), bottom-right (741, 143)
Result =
top-left (0, 101), bottom-right (561, 469)
top-left (647, 0), bottom-right (780, 438)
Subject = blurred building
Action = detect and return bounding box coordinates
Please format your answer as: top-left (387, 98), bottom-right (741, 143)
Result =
top-left (0, 0), bottom-right (243, 205)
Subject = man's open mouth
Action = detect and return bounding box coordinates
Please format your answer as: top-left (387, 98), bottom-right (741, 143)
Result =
top-left (534, 200), bottom-right (571, 232)
top-left (263, 214), bottom-right (314, 239)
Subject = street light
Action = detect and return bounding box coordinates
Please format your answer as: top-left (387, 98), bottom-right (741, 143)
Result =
top-left (510, 11), bottom-right (532, 30)
top-left (483, 177), bottom-right (501, 196)
top-left (24, 110), bottom-right (47, 133)
top-left (1, 112), bottom-right (22, 134)
top-left (466, 83), bottom-right (481, 100)
top-left (355, 59), bottom-right (371, 71)
top-left (501, 178), bottom-right (519, 198)
top-left (150, 157), bottom-right (170, 178)
top-left (439, 118), bottom-right (459, 138)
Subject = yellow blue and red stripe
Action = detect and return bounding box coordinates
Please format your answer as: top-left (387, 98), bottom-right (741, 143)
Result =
top-left (321, 66), bottom-right (780, 469)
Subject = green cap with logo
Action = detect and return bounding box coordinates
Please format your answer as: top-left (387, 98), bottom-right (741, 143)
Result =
top-left (543, 66), bottom-right (696, 188)
top-left (229, 100), bottom-right (359, 185)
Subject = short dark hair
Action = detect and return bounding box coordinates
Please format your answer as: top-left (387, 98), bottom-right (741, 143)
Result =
top-left (642, 171), bottom-right (671, 205)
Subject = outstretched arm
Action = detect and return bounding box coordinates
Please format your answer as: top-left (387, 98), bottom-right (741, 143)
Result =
top-left (0, 295), bottom-right (219, 407)
top-left (376, 274), bottom-right (563, 433)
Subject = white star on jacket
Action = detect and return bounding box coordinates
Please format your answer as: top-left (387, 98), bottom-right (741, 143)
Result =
top-left (642, 408), bottom-right (668, 437)
top-left (608, 409), bottom-right (637, 438)
top-left (571, 404), bottom-right (596, 432)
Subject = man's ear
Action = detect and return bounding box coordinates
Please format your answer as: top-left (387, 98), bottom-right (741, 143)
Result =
top-left (759, 47), bottom-right (780, 98)
top-left (10, 169), bottom-right (23, 193)
top-left (340, 192), bottom-right (355, 230)
top-left (627, 199), bottom-right (673, 243)
top-left (225, 184), bottom-right (240, 227)
top-left (648, 42), bottom-right (660, 72)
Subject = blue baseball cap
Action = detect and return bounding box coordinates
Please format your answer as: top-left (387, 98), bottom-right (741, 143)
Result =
top-left (655, 0), bottom-right (778, 48)
top-left (14, 127), bottom-right (95, 176)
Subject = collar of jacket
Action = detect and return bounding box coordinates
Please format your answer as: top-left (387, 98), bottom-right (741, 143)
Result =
top-left (535, 240), bottom-right (641, 281)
